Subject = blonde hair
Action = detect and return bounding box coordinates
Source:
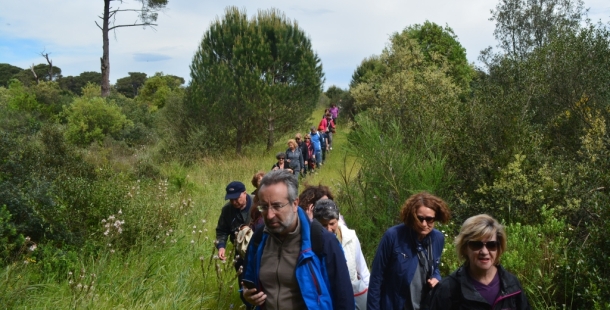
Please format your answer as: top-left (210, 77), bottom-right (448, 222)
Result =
top-left (454, 214), bottom-right (507, 266)
top-left (287, 139), bottom-right (297, 149)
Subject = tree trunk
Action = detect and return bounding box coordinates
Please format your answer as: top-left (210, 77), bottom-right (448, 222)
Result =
top-left (100, 0), bottom-right (111, 97)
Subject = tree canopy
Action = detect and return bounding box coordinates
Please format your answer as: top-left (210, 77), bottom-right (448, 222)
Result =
top-left (188, 7), bottom-right (324, 153)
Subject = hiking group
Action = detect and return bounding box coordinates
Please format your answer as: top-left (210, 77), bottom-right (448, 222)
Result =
top-left (213, 103), bottom-right (531, 310)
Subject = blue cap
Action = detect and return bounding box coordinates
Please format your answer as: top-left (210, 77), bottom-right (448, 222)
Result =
top-left (225, 181), bottom-right (246, 200)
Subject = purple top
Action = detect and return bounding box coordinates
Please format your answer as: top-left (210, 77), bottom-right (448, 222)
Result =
top-left (329, 106), bottom-right (339, 118)
top-left (468, 270), bottom-right (500, 305)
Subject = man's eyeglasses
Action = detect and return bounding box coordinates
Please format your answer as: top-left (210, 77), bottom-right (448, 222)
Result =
top-left (258, 201), bottom-right (291, 213)
top-left (417, 216), bottom-right (436, 223)
top-left (467, 240), bottom-right (499, 252)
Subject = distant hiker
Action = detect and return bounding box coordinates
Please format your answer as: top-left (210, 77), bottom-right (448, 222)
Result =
top-left (309, 127), bottom-right (322, 168)
top-left (319, 126), bottom-right (329, 164)
top-left (294, 133), bottom-right (310, 175)
top-left (285, 139), bottom-right (304, 178)
top-left (319, 113), bottom-right (335, 150)
top-left (304, 134), bottom-right (316, 173)
top-left (249, 171), bottom-right (266, 229)
top-left (271, 152), bottom-right (292, 173)
top-left (330, 103), bottom-right (339, 125)
top-left (241, 170), bottom-right (354, 309)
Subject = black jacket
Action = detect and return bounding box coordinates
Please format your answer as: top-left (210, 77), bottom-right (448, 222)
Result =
top-left (297, 141), bottom-right (309, 163)
top-left (214, 194), bottom-right (252, 249)
top-left (429, 265), bottom-right (531, 310)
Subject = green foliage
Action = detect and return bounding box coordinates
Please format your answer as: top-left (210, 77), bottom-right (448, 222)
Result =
top-left (58, 71), bottom-right (102, 95)
top-left (338, 113), bottom-right (449, 260)
top-left (402, 21), bottom-right (474, 92)
top-left (0, 63), bottom-right (23, 87)
top-left (63, 94), bottom-right (133, 146)
top-left (114, 72), bottom-right (148, 98)
top-left (136, 72), bottom-right (184, 111)
top-left (188, 6), bottom-right (324, 154)
top-left (0, 205), bottom-right (19, 263)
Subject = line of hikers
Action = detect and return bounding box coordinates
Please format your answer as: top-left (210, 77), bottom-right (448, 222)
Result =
top-left (212, 102), bottom-right (530, 310)
top-left (271, 104), bottom-right (338, 177)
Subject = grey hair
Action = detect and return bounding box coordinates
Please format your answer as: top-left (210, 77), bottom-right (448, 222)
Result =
top-left (313, 199), bottom-right (340, 221)
top-left (276, 152), bottom-right (285, 160)
top-left (259, 170), bottom-right (298, 203)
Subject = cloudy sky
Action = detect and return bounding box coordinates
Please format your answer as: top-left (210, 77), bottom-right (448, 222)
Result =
top-left (1, 0), bottom-right (609, 90)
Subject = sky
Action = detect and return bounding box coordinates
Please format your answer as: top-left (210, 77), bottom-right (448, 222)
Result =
top-left (1, 0), bottom-right (609, 90)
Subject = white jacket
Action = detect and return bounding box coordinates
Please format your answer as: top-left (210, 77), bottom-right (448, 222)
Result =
top-left (338, 224), bottom-right (370, 293)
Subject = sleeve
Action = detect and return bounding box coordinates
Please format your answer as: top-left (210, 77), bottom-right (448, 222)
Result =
top-left (432, 232), bottom-right (445, 281)
top-left (215, 206), bottom-right (230, 249)
top-left (428, 278), bottom-right (454, 310)
top-left (516, 278), bottom-right (532, 310)
top-left (353, 235), bottom-right (371, 287)
top-left (367, 230), bottom-right (392, 310)
top-left (325, 234), bottom-right (355, 310)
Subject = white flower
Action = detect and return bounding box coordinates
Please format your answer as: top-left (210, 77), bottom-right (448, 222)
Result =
top-left (118, 209), bottom-right (122, 215)
top-left (191, 240), bottom-right (195, 244)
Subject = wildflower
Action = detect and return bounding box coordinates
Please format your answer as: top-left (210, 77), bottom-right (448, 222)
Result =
top-left (192, 230), bottom-right (196, 234)
top-left (205, 236), bottom-right (209, 241)
top-left (101, 219), bottom-right (107, 223)
top-left (204, 228), bottom-right (208, 232)
top-left (191, 240), bottom-right (195, 244)
top-left (110, 249), bottom-right (115, 253)
top-left (202, 219), bottom-right (207, 224)
top-left (25, 236), bottom-right (31, 242)
top-left (199, 256), bottom-right (205, 261)
top-left (213, 255), bottom-right (219, 259)
top-left (198, 230), bottom-right (202, 233)
top-left (193, 225), bottom-right (197, 229)
top-left (118, 209), bottom-right (122, 215)
top-left (28, 244), bottom-right (37, 251)
top-left (77, 283), bottom-right (83, 289)
top-left (68, 271), bottom-right (73, 276)
top-left (103, 230), bottom-right (109, 236)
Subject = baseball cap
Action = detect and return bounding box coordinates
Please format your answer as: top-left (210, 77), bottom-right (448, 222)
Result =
top-left (225, 181), bottom-right (246, 200)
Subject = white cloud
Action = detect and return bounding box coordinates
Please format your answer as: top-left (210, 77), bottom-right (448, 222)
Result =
top-left (1, 0), bottom-right (608, 89)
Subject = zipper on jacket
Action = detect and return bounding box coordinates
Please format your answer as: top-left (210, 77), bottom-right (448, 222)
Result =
top-left (491, 290), bottom-right (521, 308)
top-left (307, 261), bottom-right (322, 303)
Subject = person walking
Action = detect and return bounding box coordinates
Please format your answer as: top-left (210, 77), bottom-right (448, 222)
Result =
top-left (367, 192), bottom-right (451, 310)
top-left (285, 139), bottom-right (304, 177)
top-left (429, 214), bottom-right (531, 310)
top-left (241, 170), bottom-right (354, 309)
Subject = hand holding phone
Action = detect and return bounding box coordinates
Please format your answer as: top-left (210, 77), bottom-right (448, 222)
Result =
top-left (242, 280), bottom-right (256, 290)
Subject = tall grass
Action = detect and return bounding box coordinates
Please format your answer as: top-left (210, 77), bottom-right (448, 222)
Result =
top-left (2, 106), bottom-right (350, 309)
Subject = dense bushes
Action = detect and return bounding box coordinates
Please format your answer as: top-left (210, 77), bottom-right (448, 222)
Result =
top-left (342, 16), bottom-right (610, 307)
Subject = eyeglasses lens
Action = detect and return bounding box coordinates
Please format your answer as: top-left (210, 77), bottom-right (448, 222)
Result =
top-left (468, 241), bottom-right (498, 251)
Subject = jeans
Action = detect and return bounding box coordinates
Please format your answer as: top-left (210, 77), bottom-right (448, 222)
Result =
top-left (315, 150), bottom-right (322, 167)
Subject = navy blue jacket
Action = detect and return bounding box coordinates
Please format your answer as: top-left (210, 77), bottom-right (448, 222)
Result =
top-left (243, 208), bottom-right (354, 309)
top-left (367, 224), bottom-right (445, 310)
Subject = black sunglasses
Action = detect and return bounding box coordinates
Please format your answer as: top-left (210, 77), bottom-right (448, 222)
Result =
top-left (467, 240), bottom-right (499, 251)
top-left (416, 216), bottom-right (435, 223)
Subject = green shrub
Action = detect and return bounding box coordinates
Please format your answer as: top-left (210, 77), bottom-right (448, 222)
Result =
top-left (63, 95), bottom-right (132, 146)
top-left (337, 113), bottom-right (450, 261)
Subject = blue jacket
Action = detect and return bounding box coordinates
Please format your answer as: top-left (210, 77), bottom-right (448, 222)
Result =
top-left (367, 224), bottom-right (445, 310)
top-left (243, 208), bottom-right (354, 309)
top-left (310, 132), bottom-right (322, 151)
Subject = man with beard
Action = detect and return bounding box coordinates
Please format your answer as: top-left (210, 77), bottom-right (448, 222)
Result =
top-left (241, 170), bottom-right (354, 309)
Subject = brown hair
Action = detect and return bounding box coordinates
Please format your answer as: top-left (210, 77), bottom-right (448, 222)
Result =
top-left (251, 171), bottom-right (265, 188)
top-left (454, 214), bottom-right (507, 266)
top-left (298, 184), bottom-right (334, 213)
top-left (400, 192), bottom-right (450, 230)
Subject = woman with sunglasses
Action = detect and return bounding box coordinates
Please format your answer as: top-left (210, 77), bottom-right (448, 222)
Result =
top-left (271, 152), bottom-right (292, 174)
top-left (368, 192), bottom-right (451, 310)
top-left (313, 199), bottom-right (369, 310)
top-left (429, 214), bottom-right (530, 310)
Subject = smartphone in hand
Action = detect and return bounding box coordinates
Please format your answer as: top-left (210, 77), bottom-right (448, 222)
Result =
top-left (242, 279), bottom-right (256, 290)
